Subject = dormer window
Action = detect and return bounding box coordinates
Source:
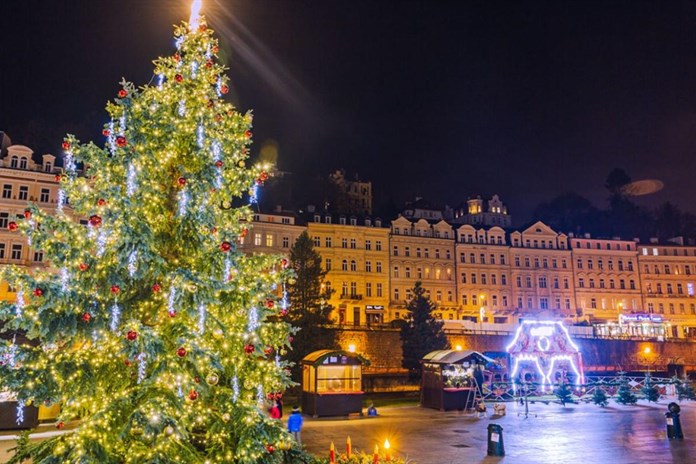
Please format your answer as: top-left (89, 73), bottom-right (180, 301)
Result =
top-left (314, 214), bottom-right (321, 223)
top-left (44, 162), bottom-right (53, 172)
top-left (10, 156), bottom-right (18, 168)
top-left (19, 157), bottom-right (28, 169)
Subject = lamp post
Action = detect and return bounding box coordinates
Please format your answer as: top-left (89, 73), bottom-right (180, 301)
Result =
top-left (479, 295), bottom-right (486, 333)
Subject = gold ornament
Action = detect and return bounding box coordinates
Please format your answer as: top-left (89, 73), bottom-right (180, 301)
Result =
top-left (206, 373), bottom-right (219, 386)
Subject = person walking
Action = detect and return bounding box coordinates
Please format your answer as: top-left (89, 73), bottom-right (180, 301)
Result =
top-left (287, 406), bottom-right (304, 445)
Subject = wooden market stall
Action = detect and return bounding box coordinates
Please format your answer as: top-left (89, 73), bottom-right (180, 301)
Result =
top-left (420, 350), bottom-right (493, 411)
top-left (301, 350), bottom-right (368, 417)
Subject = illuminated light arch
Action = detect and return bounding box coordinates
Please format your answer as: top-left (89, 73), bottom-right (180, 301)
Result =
top-left (506, 320), bottom-right (584, 388)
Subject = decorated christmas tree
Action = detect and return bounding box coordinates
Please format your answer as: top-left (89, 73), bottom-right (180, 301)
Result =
top-left (0, 7), bottom-right (298, 464)
top-left (554, 379), bottom-right (573, 406)
top-left (615, 372), bottom-right (638, 405)
top-left (591, 382), bottom-right (609, 407)
top-left (641, 373), bottom-right (660, 403)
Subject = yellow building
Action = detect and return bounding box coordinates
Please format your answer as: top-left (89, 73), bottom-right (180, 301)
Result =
top-left (638, 242), bottom-right (696, 338)
top-left (238, 211), bottom-right (305, 256)
top-left (390, 216), bottom-right (457, 320)
top-left (0, 143), bottom-right (59, 301)
top-left (570, 236), bottom-right (641, 321)
top-left (454, 224), bottom-right (513, 322)
top-left (508, 222), bottom-right (575, 319)
top-left (307, 214), bottom-right (389, 326)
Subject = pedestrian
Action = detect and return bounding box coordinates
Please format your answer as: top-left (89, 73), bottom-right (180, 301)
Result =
top-left (269, 401), bottom-right (281, 419)
top-left (367, 403), bottom-right (377, 416)
top-left (288, 405), bottom-right (303, 445)
top-left (476, 399), bottom-right (487, 418)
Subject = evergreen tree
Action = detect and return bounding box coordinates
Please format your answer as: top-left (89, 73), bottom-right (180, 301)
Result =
top-left (400, 282), bottom-right (449, 378)
top-left (641, 373), bottom-right (660, 403)
top-left (591, 382), bottom-right (609, 407)
top-left (615, 372), bottom-right (638, 405)
top-left (554, 379), bottom-right (573, 406)
top-left (286, 232), bottom-right (337, 381)
top-left (0, 13), bottom-right (296, 464)
top-left (673, 376), bottom-right (696, 401)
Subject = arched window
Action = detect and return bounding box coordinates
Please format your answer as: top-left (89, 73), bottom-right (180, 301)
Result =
top-left (10, 156), bottom-right (18, 168)
top-left (19, 157), bottom-right (28, 169)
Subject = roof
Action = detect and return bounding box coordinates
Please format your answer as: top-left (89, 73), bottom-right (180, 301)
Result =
top-left (301, 349), bottom-right (370, 366)
top-left (421, 350), bottom-right (495, 365)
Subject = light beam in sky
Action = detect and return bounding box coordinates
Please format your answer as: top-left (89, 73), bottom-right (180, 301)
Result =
top-left (189, 0), bottom-right (202, 30)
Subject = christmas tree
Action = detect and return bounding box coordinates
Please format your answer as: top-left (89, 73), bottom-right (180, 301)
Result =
top-left (554, 379), bottom-right (573, 406)
top-left (641, 373), bottom-right (660, 403)
top-left (0, 10), bottom-right (297, 464)
top-left (400, 282), bottom-right (449, 378)
top-left (615, 372), bottom-right (638, 405)
top-left (672, 376), bottom-right (695, 401)
top-left (591, 382), bottom-right (609, 407)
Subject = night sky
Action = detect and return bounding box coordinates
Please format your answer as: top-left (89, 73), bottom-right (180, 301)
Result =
top-left (3, 0), bottom-right (696, 223)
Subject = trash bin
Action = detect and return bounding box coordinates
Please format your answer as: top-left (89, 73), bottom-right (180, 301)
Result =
top-left (666, 402), bottom-right (684, 440)
top-left (487, 423), bottom-right (505, 456)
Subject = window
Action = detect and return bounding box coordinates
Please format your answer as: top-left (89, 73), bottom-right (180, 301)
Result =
top-left (540, 298), bottom-right (549, 310)
top-left (578, 278), bottom-right (585, 288)
top-left (516, 276), bottom-right (522, 288)
top-left (435, 249), bottom-right (440, 259)
top-left (394, 288), bottom-right (400, 301)
top-left (670, 303), bottom-right (675, 315)
top-left (564, 278), bottom-right (569, 289)
top-left (313, 236), bottom-right (321, 247)
top-left (490, 254), bottom-right (496, 265)
top-left (491, 274), bottom-right (497, 285)
top-left (18, 186), bottom-right (28, 201)
top-left (648, 303), bottom-right (654, 313)
top-left (10, 156), bottom-right (17, 168)
top-left (40, 188), bottom-right (50, 203)
top-left (350, 260), bottom-right (357, 272)
top-left (517, 297), bottom-right (523, 309)
top-left (265, 235), bottom-right (273, 247)
top-left (282, 236), bottom-right (289, 248)
top-left (366, 282), bottom-right (372, 297)
top-left (659, 303), bottom-right (664, 314)
top-left (565, 299), bottom-right (571, 310)
top-left (627, 261), bottom-right (634, 271)
top-left (342, 260), bottom-right (348, 271)
top-left (500, 255), bottom-right (506, 265)
top-left (405, 247), bottom-right (410, 257)
top-left (325, 258), bottom-right (332, 271)
top-left (376, 241), bottom-right (382, 251)
top-left (664, 265), bottom-right (671, 274)
top-left (448, 291), bottom-right (453, 302)
top-left (525, 276), bottom-right (532, 288)
top-left (462, 294), bottom-right (468, 305)
top-left (0, 243), bottom-right (4, 259)
top-left (543, 258), bottom-right (548, 268)
top-left (20, 158), bottom-right (27, 169)
top-left (2, 185), bottom-right (11, 199)
top-left (587, 259), bottom-right (593, 270)
top-left (562, 259), bottom-right (567, 269)
top-left (471, 273), bottom-right (477, 284)
top-left (610, 279), bottom-right (615, 289)
top-left (667, 283), bottom-right (673, 294)
top-left (376, 283), bottom-right (383, 297)
top-left (325, 237), bottom-right (332, 248)
top-left (424, 249), bottom-right (430, 258)
top-left (417, 267), bottom-right (423, 279)
top-left (480, 253), bottom-right (486, 264)
top-left (515, 256), bottom-right (520, 267)
top-left (350, 239), bottom-right (356, 249)
top-left (678, 283), bottom-right (683, 294)
top-left (598, 260), bottom-right (604, 270)
top-left (590, 298), bottom-right (597, 309)
top-left (376, 262), bottom-right (382, 273)
top-left (481, 274), bottom-right (487, 285)
top-left (365, 239), bottom-right (371, 250)
top-left (405, 267), bottom-right (411, 278)
top-left (630, 280), bottom-right (636, 290)
top-left (618, 260), bottom-right (624, 271)
top-left (341, 282), bottom-right (348, 297)
top-left (0, 213), bottom-right (8, 228)
top-left (539, 276), bottom-right (547, 288)
top-left (33, 251), bottom-right (43, 262)
top-left (365, 261), bottom-right (372, 272)
top-left (553, 277), bottom-right (559, 289)
top-left (599, 279), bottom-right (605, 289)
top-left (589, 279), bottom-right (595, 288)
top-left (393, 246), bottom-right (399, 256)
top-left (342, 238), bottom-right (348, 248)
top-left (502, 296), bottom-right (508, 307)
top-left (461, 273), bottom-right (467, 284)
top-left (524, 257), bottom-right (530, 267)
top-left (620, 280), bottom-right (626, 290)
top-left (460, 253), bottom-right (466, 263)
top-left (393, 266), bottom-right (399, 278)
top-left (576, 259), bottom-right (583, 269)
top-left (436, 291), bottom-right (442, 301)
top-left (350, 282), bottom-right (357, 296)
top-left (446, 250), bottom-right (451, 260)
top-left (527, 297), bottom-right (533, 309)
top-left (11, 244), bottom-right (22, 260)
top-left (501, 274), bottom-right (507, 285)
top-left (472, 295), bottom-right (478, 306)
top-left (254, 233), bottom-right (262, 246)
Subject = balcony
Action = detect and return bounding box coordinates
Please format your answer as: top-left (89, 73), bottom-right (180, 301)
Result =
top-left (340, 293), bottom-right (363, 300)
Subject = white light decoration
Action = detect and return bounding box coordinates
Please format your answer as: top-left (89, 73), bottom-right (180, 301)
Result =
top-left (110, 300), bottom-right (121, 332)
top-left (119, 113), bottom-right (126, 136)
top-left (215, 79), bottom-right (223, 97)
top-left (128, 251), bottom-right (138, 277)
top-left (108, 120), bottom-right (116, 155)
top-left (197, 124), bottom-right (205, 148)
top-left (175, 35), bottom-right (185, 50)
top-left (232, 375), bottom-right (239, 403)
top-left (26, 219), bottom-right (35, 246)
top-left (16, 400), bottom-right (24, 425)
top-left (15, 291), bottom-right (24, 318)
top-left (97, 229), bottom-right (108, 257)
top-left (275, 354), bottom-right (281, 368)
top-left (249, 183), bottom-right (259, 204)
top-left (280, 286), bottom-right (289, 310)
top-left (247, 307), bottom-right (259, 333)
top-left (64, 150), bottom-right (76, 176)
top-left (191, 61), bottom-right (199, 78)
top-left (198, 304), bottom-right (206, 334)
top-left (506, 320), bottom-right (585, 388)
top-left (126, 163), bottom-right (137, 196)
top-left (57, 189), bottom-right (66, 214)
top-left (189, 0), bottom-right (202, 31)
top-left (223, 256), bottom-right (231, 282)
top-left (157, 73), bottom-right (164, 90)
top-left (137, 352), bottom-right (147, 383)
top-left (256, 384), bottom-right (264, 406)
top-left (7, 338), bottom-right (17, 368)
top-left (178, 190), bottom-right (189, 216)
top-left (60, 267), bottom-right (70, 293)
top-left (168, 287), bottom-right (177, 315)
top-left (178, 100), bottom-right (186, 116)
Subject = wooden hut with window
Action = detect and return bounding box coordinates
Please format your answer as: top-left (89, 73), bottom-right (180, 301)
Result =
top-left (420, 350), bottom-right (493, 411)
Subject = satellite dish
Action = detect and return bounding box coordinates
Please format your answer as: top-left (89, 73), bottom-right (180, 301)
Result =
top-left (620, 179), bottom-right (664, 196)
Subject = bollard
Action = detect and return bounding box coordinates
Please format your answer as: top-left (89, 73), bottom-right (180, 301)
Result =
top-left (666, 402), bottom-right (684, 440)
top-left (487, 423), bottom-right (505, 456)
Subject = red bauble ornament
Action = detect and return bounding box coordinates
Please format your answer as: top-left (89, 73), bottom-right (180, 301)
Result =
top-left (288, 336), bottom-right (294, 343)
top-left (188, 390), bottom-right (199, 401)
top-left (126, 330), bottom-right (137, 341)
top-left (8, 222), bottom-right (18, 231)
top-left (194, 376), bottom-right (201, 384)
top-left (124, 359), bottom-right (132, 366)
top-left (280, 258), bottom-right (289, 268)
top-left (168, 310), bottom-right (177, 318)
top-left (211, 227), bottom-right (218, 234)
top-left (176, 347), bottom-right (187, 358)
top-left (205, 60), bottom-right (213, 68)
top-left (212, 45), bottom-right (219, 54)
top-left (264, 346), bottom-right (273, 355)
top-left (279, 309), bottom-right (288, 317)
top-left (220, 241), bottom-right (232, 252)
top-left (265, 299), bottom-right (274, 309)
top-left (266, 445), bottom-right (275, 454)
top-left (215, 160), bottom-right (223, 168)
top-left (54, 174), bottom-right (62, 182)
top-left (215, 114), bottom-right (223, 122)
top-left (33, 288), bottom-right (44, 297)
top-left (220, 84), bottom-right (229, 94)
top-left (56, 421), bottom-right (65, 430)
top-left (62, 141), bottom-right (71, 151)
top-left (240, 229), bottom-right (248, 238)
top-left (115, 136), bottom-right (127, 147)
top-left (89, 215), bottom-right (102, 227)
top-left (110, 285), bottom-right (120, 295)
top-left (244, 130), bottom-right (252, 138)
top-left (102, 128), bottom-right (110, 137)
top-left (78, 263), bottom-right (89, 272)
top-left (177, 177), bottom-right (187, 187)
top-left (118, 89), bottom-right (128, 98)
top-left (175, 74), bottom-right (183, 83)
top-left (173, 53), bottom-right (181, 62)
top-left (258, 171), bottom-right (269, 182)
top-left (81, 313), bottom-right (92, 322)
top-left (244, 344), bottom-right (254, 354)
top-left (23, 210), bottom-right (32, 219)
top-left (152, 283), bottom-right (162, 293)
top-left (97, 198), bottom-right (107, 207)
top-left (199, 24), bottom-right (208, 32)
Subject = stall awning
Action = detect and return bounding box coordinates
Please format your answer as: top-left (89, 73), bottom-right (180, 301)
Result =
top-left (421, 350), bottom-right (495, 365)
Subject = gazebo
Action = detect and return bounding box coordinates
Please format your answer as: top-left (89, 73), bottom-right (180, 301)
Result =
top-left (420, 350), bottom-right (493, 411)
top-left (301, 350), bottom-right (368, 417)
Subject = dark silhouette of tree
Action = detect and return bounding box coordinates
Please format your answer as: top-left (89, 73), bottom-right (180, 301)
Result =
top-left (533, 192), bottom-right (600, 234)
top-left (400, 282), bottom-right (449, 378)
top-left (286, 232), bottom-right (337, 381)
top-left (605, 168), bottom-right (632, 195)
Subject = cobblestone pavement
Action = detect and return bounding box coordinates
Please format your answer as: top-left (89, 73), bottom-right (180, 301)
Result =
top-left (0, 400), bottom-right (693, 463)
top-left (301, 400), bottom-right (696, 464)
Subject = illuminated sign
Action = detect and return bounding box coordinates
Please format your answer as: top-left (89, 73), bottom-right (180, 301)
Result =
top-left (365, 305), bottom-right (385, 311)
top-left (619, 314), bottom-right (663, 323)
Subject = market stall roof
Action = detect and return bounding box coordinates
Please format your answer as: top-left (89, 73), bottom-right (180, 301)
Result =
top-left (301, 349), bottom-right (370, 366)
top-left (421, 350), bottom-right (495, 365)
